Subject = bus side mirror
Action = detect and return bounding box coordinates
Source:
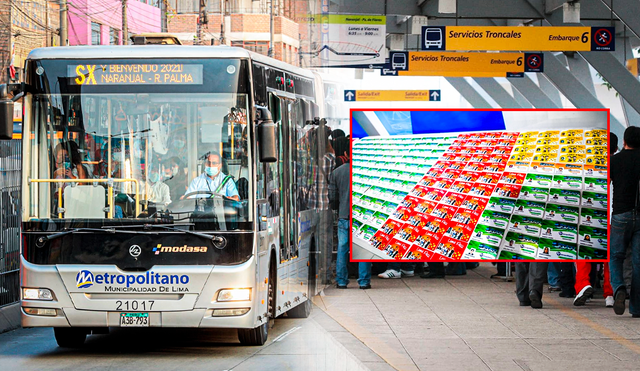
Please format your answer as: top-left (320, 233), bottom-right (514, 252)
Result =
top-left (0, 84), bottom-right (14, 140)
top-left (256, 106), bottom-right (277, 163)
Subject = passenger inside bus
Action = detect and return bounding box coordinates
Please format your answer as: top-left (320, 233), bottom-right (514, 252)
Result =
top-left (53, 141), bottom-right (88, 180)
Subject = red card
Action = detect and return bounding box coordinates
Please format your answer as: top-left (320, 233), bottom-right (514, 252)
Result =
top-left (460, 146), bottom-right (476, 154)
top-left (450, 180), bottom-right (474, 194)
top-left (396, 223), bottom-right (423, 243)
top-left (459, 194), bottom-right (489, 211)
top-left (433, 177), bottom-right (455, 190)
top-left (406, 212), bottom-right (432, 229)
top-left (483, 162), bottom-right (507, 173)
top-left (381, 238), bottom-right (412, 260)
top-left (489, 154), bottom-right (511, 164)
top-left (414, 199), bottom-right (438, 214)
top-left (441, 191), bottom-right (466, 207)
top-left (492, 183), bottom-right (522, 198)
top-left (471, 154), bottom-right (490, 163)
top-left (391, 206), bottom-right (415, 222)
top-left (402, 245), bottom-right (435, 260)
top-left (443, 222), bottom-right (475, 242)
top-left (492, 147), bottom-right (512, 155)
top-left (426, 167), bottom-right (445, 178)
top-left (451, 207), bottom-right (483, 226)
top-left (413, 229), bottom-right (443, 250)
top-left (401, 195), bottom-right (423, 209)
top-left (418, 176), bottom-right (438, 188)
top-left (500, 172), bottom-right (526, 185)
top-left (409, 185), bottom-right (431, 198)
top-left (433, 237), bottom-right (467, 261)
top-left (432, 161), bottom-right (451, 170)
top-left (446, 145), bottom-right (464, 153)
top-left (379, 219), bottom-right (404, 236)
top-left (431, 204), bottom-right (458, 220)
top-left (422, 187), bottom-right (447, 202)
top-left (448, 161), bottom-right (466, 171)
top-left (459, 170), bottom-right (483, 183)
top-left (477, 172), bottom-right (502, 185)
top-left (441, 153), bottom-right (457, 161)
top-left (441, 169), bottom-right (463, 180)
top-left (370, 231), bottom-right (392, 250)
top-left (469, 182), bottom-right (497, 197)
top-left (422, 216), bottom-right (451, 236)
top-left (464, 162), bottom-right (485, 172)
top-left (453, 154), bottom-right (473, 162)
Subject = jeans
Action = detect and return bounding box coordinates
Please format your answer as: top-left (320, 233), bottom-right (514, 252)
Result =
top-left (515, 262), bottom-right (548, 304)
top-left (336, 219), bottom-right (371, 286)
top-left (388, 262), bottom-right (416, 272)
top-left (610, 211), bottom-right (640, 315)
top-left (547, 262), bottom-right (560, 287)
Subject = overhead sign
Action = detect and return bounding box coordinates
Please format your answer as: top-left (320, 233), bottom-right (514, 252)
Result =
top-left (344, 90), bottom-right (441, 102)
top-left (388, 51), bottom-right (544, 76)
top-left (311, 15), bottom-right (386, 68)
top-left (421, 26), bottom-right (615, 52)
top-left (68, 64), bottom-right (204, 85)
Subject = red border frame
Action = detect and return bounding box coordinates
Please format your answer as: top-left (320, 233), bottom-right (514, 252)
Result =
top-left (349, 108), bottom-right (610, 263)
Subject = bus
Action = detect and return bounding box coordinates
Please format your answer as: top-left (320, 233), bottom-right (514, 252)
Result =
top-left (0, 46), bottom-right (337, 347)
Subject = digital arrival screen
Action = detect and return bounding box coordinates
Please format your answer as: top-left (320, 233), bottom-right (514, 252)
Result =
top-left (67, 64), bottom-right (204, 85)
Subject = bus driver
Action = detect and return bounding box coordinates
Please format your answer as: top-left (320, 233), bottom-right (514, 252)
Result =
top-left (184, 151), bottom-right (240, 201)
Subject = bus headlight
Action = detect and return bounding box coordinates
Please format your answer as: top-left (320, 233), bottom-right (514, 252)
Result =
top-left (23, 288), bottom-right (54, 301)
top-left (217, 289), bottom-right (251, 302)
top-left (24, 308), bottom-right (57, 316)
top-left (212, 308), bottom-right (250, 317)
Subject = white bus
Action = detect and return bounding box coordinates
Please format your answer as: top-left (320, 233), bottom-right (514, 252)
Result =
top-left (0, 46), bottom-right (336, 347)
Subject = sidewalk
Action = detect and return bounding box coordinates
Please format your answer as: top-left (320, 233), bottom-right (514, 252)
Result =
top-left (313, 264), bottom-right (640, 371)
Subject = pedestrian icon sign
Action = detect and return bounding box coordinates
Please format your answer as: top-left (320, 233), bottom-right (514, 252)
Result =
top-left (591, 27), bottom-right (615, 51)
top-left (344, 90), bottom-right (356, 101)
top-left (524, 53), bottom-right (544, 73)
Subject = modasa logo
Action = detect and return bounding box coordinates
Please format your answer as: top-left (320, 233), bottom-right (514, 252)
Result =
top-left (153, 244), bottom-right (208, 255)
top-left (76, 270), bottom-right (95, 288)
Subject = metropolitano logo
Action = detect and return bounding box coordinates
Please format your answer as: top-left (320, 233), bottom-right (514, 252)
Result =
top-left (76, 270), bottom-right (95, 288)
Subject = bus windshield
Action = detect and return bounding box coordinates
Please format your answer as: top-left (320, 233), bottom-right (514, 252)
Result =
top-left (23, 58), bottom-right (253, 231)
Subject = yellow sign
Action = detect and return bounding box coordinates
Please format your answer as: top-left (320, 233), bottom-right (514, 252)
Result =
top-left (345, 90), bottom-right (440, 102)
top-left (421, 26), bottom-right (616, 52)
top-left (408, 52), bottom-right (526, 72)
top-left (68, 64), bottom-right (204, 85)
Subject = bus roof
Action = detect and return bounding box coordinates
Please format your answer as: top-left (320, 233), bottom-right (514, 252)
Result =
top-left (27, 46), bottom-right (316, 80)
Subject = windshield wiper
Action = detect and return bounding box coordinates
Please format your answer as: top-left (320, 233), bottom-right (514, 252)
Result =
top-left (101, 224), bottom-right (227, 248)
top-left (35, 227), bottom-right (156, 247)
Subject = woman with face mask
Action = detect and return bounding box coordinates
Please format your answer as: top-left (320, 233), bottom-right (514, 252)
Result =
top-left (164, 157), bottom-right (188, 204)
top-left (147, 166), bottom-right (171, 209)
top-left (183, 151), bottom-right (239, 201)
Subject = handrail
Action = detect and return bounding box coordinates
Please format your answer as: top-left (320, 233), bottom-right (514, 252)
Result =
top-left (28, 178), bottom-right (140, 218)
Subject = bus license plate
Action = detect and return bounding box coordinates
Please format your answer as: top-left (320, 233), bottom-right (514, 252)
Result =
top-left (119, 313), bottom-right (149, 327)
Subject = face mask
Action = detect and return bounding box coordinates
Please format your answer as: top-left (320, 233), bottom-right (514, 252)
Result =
top-left (149, 173), bottom-right (160, 183)
top-left (172, 166), bottom-right (179, 176)
top-left (204, 166), bottom-right (219, 177)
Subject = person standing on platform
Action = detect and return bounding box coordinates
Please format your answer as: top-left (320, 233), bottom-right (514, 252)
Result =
top-left (610, 126), bottom-right (640, 317)
top-left (330, 142), bottom-right (371, 289)
top-left (515, 262), bottom-right (549, 308)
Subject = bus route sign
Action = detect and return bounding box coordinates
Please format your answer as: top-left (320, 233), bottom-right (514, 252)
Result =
top-left (421, 26), bottom-right (615, 52)
top-left (67, 64), bottom-right (204, 85)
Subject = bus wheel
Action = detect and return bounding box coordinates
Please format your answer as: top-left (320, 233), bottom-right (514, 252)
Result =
top-left (54, 328), bottom-right (87, 348)
top-left (286, 297), bottom-right (312, 318)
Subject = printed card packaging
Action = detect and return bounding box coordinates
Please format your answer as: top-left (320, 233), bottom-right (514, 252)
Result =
top-left (498, 251), bottom-right (533, 260)
top-left (353, 218), bottom-right (364, 233)
top-left (383, 200), bottom-right (400, 214)
top-left (382, 238), bottom-right (412, 260)
top-left (413, 229), bottom-right (442, 250)
top-left (362, 208), bottom-right (376, 222)
top-left (500, 172), bottom-right (526, 185)
top-left (392, 190), bottom-right (409, 203)
top-left (541, 220), bottom-right (578, 243)
top-left (442, 169), bottom-right (463, 180)
top-left (433, 177), bottom-right (456, 190)
top-left (535, 145), bottom-right (560, 155)
top-left (460, 195), bottom-right (489, 212)
top-left (509, 215), bottom-right (543, 237)
top-left (477, 172), bottom-right (502, 185)
top-left (525, 173), bottom-right (553, 187)
top-left (551, 175), bottom-right (583, 190)
top-left (356, 224), bottom-right (378, 241)
top-left (549, 189), bottom-right (582, 206)
top-left (451, 208), bottom-right (483, 227)
top-left (431, 204), bottom-right (458, 220)
top-left (530, 161), bottom-right (556, 174)
top-left (392, 207), bottom-right (415, 222)
top-left (539, 130), bottom-right (560, 139)
top-left (559, 136), bottom-right (584, 145)
top-left (484, 163), bottom-right (507, 173)
top-left (414, 199), bottom-right (438, 214)
top-left (487, 197), bottom-right (517, 214)
top-left (471, 224), bottom-right (506, 247)
top-left (584, 164), bottom-right (607, 178)
top-left (434, 237), bottom-right (467, 260)
top-left (406, 212), bottom-right (432, 229)
top-left (492, 147), bottom-right (511, 155)
top-left (578, 226), bottom-right (607, 250)
top-left (370, 231), bottom-right (392, 250)
top-left (536, 238), bottom-right (577, 260)
top-left (513, 200), bottom-right (546, 218)
top-left (519, 186), bottom-right (549, 202)
top-left (581, 191), bottom-right (607, 209)
top-left (402, 245), bottom-right (434, 260)
top-left (396, 224), bottom-right (423, 243)
top-left (469, 183), bottom-right (497, 197)
top-left (459, 170), bottom-right (483, 183)
top-left (464, 162), bottom-right (486, 172)
top-left (561, 129), bottom-right (584, 137)
top-left (584, 177), bottom-right (607, 193)
top-left (410, 185), bottom-right (431, 199)
top-left (443, 222), bottom-right (475, 242)
top-left (544, 204), bottom-right (580, 224)
top-left (555, 163), bottom-right (583, 176)
top-left (462, 240), bottom-right (499, 260)
top-left (586, 146), bottom-right (607, 156)
top-left (501, 232), bottom-right (539, 259)
top-left (492, 183), bottom-right (522, 198)
top-left (578, 246), bottom-right (607, 260)
top-left (423, 216), bottom-right (451, 236)
top-left (401, 195), bottom-right (423, 209)
top-left (506, 161), bottom-right (531, 173)
top-left (559, 153), bottom-right (586, 164)
top-left (450, 180), bottom-right (474, 194)
top-left (441, 191), bottom-right (466, 207)
top-left (379, 219), bottom-right (404, 236)
top-left (480, 210), bottom-right (511, 229)
top-left (426, 167), bottom-right (445, 178)
top-left (516, 137), bottom-right (537, 146)
top-left (560, 144), bottom-right (586, 155)
top-left (580, 208), bottom-right (608, 229)
top-left (372, 211), bottom-right (391, 227)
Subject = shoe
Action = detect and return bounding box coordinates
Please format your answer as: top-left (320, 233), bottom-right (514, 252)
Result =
top-left (632, 314), bottom-right (640, 318)
top-left (359, 284), bottom-right (371, 290)
top-left (559, 290), bottom-right (575, 298)
top-left (336, 284), bottom-right (347, 289)
top-left (519, 301), bottom-right (532, 306)
top-left (573, 285), bottom-right (593, 307)
top-left (530, 290), bottom-right (543, 309)
top-left (548, 286), bottom-right (561, 292)
top-left (614, 287), bottom-right (627, 315)
top-left (606, 296), bottom-right (615, 307)
top-left (378, 269), bottom-right (402, 279)
top-left (420, 272), bottom-right (445, 279)
top-left (400, 270), bottom-right (415, 277)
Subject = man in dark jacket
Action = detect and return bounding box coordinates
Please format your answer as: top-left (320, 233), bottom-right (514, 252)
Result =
top-left (610, 126), bottom-right (640, 317)
top-left (329, 143), bottom-right (372, 289)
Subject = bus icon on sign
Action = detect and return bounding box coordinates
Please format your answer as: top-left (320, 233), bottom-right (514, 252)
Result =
top-left (391, 53), bottom-right (407, 70)
top-left (424, 27), bottom-right (444, 49)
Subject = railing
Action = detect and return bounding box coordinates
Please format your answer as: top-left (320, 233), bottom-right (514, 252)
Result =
top-left (0, 140), bottom-right (21, 308)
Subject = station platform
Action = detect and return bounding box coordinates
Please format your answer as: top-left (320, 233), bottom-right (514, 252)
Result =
top-left (313, 264), bottom-right (640, 371)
